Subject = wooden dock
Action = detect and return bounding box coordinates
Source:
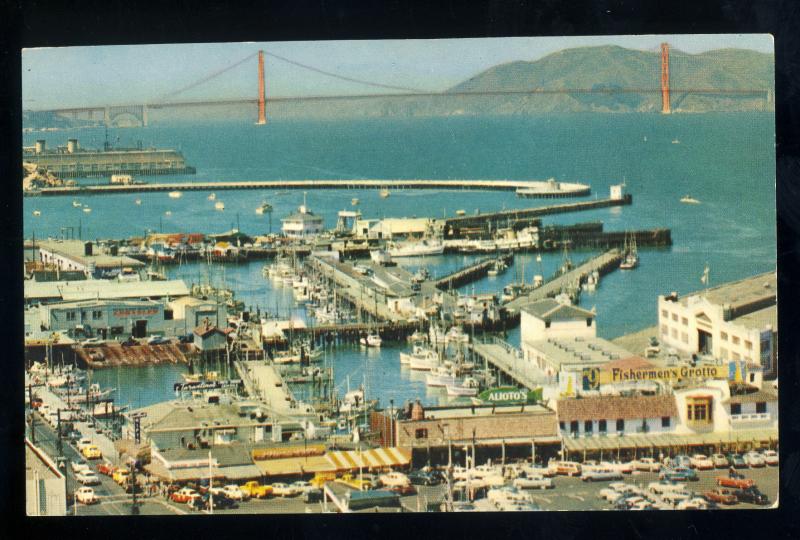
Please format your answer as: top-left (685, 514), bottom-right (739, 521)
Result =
top-left (471, 338), bottom-right (549, 391)
top-left (504, 249), bottom-right (624, 315)
top-left (433, 253), bottom-right (514, 290)
top-left (26, 178), bottom-right (591, 197)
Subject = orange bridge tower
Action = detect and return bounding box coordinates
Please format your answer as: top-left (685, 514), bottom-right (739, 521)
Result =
top-left (660, 42), bottom-right (671, 114)
top-left (257, 50), bottom-right (267, 125)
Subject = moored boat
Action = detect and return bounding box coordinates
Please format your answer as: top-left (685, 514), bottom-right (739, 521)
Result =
top-left (446, 377), bottom-right (480, 397)
top-left (359, 333), bottom-right (382, 348)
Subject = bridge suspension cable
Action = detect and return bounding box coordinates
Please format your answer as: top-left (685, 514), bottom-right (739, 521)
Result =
top-left (155, 51), bottom-right (260, 103)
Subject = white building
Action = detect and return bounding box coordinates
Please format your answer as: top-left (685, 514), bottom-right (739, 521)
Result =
top-left (26, 438), bottom-right (66, 516)
top-left (672, 380), bottom-right (778, 435)
top-left (556, 394), bottom-right (679, 438)
top-left (36, 239), bottom-right (144, 277)
top-left (520, 299), bottom-right (596, 343)
top-left (281, 205), bottom-right (324, 238)
top-left (657, 272), bottom-right (777, 378)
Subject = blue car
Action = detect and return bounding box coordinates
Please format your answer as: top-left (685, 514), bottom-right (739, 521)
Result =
top-left (659, 466), bottom-right (698, 482)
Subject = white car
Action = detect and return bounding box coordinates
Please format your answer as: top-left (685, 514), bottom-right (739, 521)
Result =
top-left (221, 485), bottom-right (246, 500)
top-left (512, 475), bottom-right (554, 490)
top-left (581, 468), bottom-right (623, 482)
top-left (71, 459), bottom-right (90, 474)
top-left (602, 460), bottom-right (633, 474)
top-left (677, 497), bottom-right (709, 510)
top-left (762, 450), bottom-right (779, 466)
top-left (661, 490), bottom-right (692, 505)
top-left (76, 470), bottom-right (101, 486)
top-left (689, 454), bottom-right (714, 470)
top-left (633, 458), bottom-right (661, 472)
top-left (75, 487), bottom-right (98, 504)
top-left (270, 483), bottom-right (299, 497)
top-left (379, 472), bottom-right (411, 488)
top-left (744, 451), bottom-right (766, 467)
top-left (608, 482), bottom-right (639, 495)
top-left (648, 481), bottom-right (687, 495)
top-left (76, 437), bottom-right (93, 451)
top-left (291, 480), bottom-right (315, 494)
top-left (630, 500), bottom-right (653, 510)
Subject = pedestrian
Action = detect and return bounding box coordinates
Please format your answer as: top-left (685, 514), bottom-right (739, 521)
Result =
top-left (729, 465), bottom-right (736, 478)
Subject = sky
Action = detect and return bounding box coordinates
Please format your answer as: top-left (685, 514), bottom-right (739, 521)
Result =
top-left (22, 34), bottom-right (773, 109)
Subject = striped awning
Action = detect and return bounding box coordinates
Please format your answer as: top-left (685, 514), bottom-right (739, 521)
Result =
top-left (563, 428), bottom-right (778, 453)
top-left (326, 447), bottom-right (412, 472)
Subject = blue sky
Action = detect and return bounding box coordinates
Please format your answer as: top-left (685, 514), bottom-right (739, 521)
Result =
top-left (22, 34), bottom-right (773, 109)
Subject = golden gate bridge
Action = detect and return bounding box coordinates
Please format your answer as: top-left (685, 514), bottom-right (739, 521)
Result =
top-left (26, 43), bottom-right (771, 128)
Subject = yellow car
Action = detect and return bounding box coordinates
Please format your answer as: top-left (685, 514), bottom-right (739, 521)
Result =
top-left (112, 468), bottom-right (130, 485)
top-left (81, 445), bottom-right (102, 460)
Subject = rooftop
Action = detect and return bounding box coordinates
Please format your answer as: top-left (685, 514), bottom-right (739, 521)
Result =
top-left (37, 239), bottom-right (145, 269)
top-left (732, 304), bottom-right (777, 331)
top-left (25, 438), bottom-right (64, 481)
top-left (132, 400), bottom-right (272, 434)
top-left (556, 395), bottom-right (678, 422)
top-left (523, 337), bottom-right (634, 369)
top-left (403, 403), bottom-right (552, 421)
top-left (25, 278), bottom-right (190, 302)
top-left (521, 298), bottom-right (595, 322)
top-left (666, 271), bottom-right (776, 315)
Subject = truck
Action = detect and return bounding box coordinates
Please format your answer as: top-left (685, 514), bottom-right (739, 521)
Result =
top-left (345, 489), bottom-right (401, 511)
top-left (241, 481), bottom-right (273, 499)
top-left (310, 471), bottom-right (337, 489)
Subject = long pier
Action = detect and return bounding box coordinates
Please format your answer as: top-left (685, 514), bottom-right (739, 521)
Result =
top-left (504, 249), bottom-right (624, 315)
top-left (433, 253), bottom-right (514, 290)
top-left (444, 194), bottom-right (632, 237)
top-left (471, 338), bottom-right (549, 391)
top-left (25, 178), bottom-right (591, 198)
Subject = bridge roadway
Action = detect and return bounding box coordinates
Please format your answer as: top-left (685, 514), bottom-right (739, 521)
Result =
top-left (28, 178), bottom-right (591, 197)
top-left (504, 248), bottom-right (623, 313)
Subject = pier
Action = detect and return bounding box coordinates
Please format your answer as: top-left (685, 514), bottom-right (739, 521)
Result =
top-left (504, 249), bottom-right (624, 316)
top-left (25, 178), bottom-right (591, 198)
top-left (471, 338), bottom-right (549, 391)
top-left (433, 253), bottom-right (514, 290)
top-left (443, 194), bottom-right (632, 237)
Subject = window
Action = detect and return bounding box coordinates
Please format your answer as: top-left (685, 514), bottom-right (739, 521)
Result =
top-left (687, 397), bottom-right (713, 424)
top-left (672, 313), bottom-right (678, 322)
top-left (164, 309), bottom-right (174, 321)
top-left (559, 421), bottom-right (565, 431)
top-left (544, 321), bottom-right (551, 328)
top-left (661, 416), bottom-right (670, 428)
top-left (598, 420), bottom-right (607, 433)
top-left (720, 347), bottom-right (729, 360)
top-left (92, 310), bottom-right (102, 320)
top-left (721, 332), bottom-right (728, 341)
top-left (570, 421), bottom-right (578, 434)
top-left (66, 312), bottom-right (76, 321)
top-left (661, 324), bottom-right (668, 336)
top-left (744, 340), bottom-right (753, 350)
top-left (756, 402), bottom-right (767, 414)
top-left (671, 328), bottom-right (678, 339)
top-left (584, 420), bottom-right (593, 433)
top-left (661, 309), bottom-right (668, 318)
top-left (732, 336), bottom-right (740, 345)
top-left (616, 419), bottom-right (624, 432)
top-left (681, 332), bottom-right (688, 344)
top-left (681, 317), bottom-right (688, 326)
top-left (586, 318), bottom-right (592, 327)
top-left (732, 352), bottom-right (740, 361)
top-left (415, 428), bottom-right (428, 439)
top-left (731, 403), bottom-right (741, 415)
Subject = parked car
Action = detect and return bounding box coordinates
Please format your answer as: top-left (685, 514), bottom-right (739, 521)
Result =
top-left (734, 487), bottom-right (770, 506)
top-left (549, 460), bottom-right (582, 477)
top-left (513, 474), bottom-right (554, 490)
top-left (633, 458), bottom-right (661, 472)
top-left (75, 487), bottom-right (98, 505)
top-left (240, 481), bottom-right (272, 499)
top-left (76, 437), bottom-right (93, 451)
top-left (743, 451), bottom-right (766, 468)
top-left (689, 454), bottom-right (714, 470)
top-left (303, 488), bottom-right (324, 503)
top-left (81, 445), bottom-right (102, 460)
top-left (677, 497), bottom-right (710, 510)
top-left (75, 470), bottom-right (101, 486)
top-left (727, 453), bottom-right (747, 469)
top-left (660, 467), bottom-right (698, 482)
top-left (703, 488), bottom-right (738, 505)
top-left (121, 337), bottom-right (138, 347)
top-left (97, 462), bottom-right (116, 476)
top-left (379, 471), bottom-right (411, 488)
top-left (762, 450), bottom-right (779, 466)
top-left (581, 468), bottom-right (623, 482)
top-left (270, 483), bottom-right (299, 497)
top-left (221, 484), bottom-right (247, 501)
top-left (602, 460), bottom-right (633, 474)
top-left (648, 481), bottom-right (687, 495)
top-left (171, 487), bottom-right (198, 504)
top-left (112, 468), bottom-right (130, 485)
top-left (711, 453), bottom-right (729, 468)
top-left (290, 481), bottom-right (315, 495)
top-left (71, 458), bottom-right (90, 474)
top-left (716, 473), bottom-right (755, 489)
top-left (599, 488), bottom-right (622, 502)
top-left (147, 335), bottom-right (170, 345)
top-left (208, 493), bottom-right (238, 510)
top-left (386, 483), bottom-right (416, 495)
top-left (661, 490), bottom-right (693, 505)
top-left (408, 471), bottom-right (439, 486)
top-left (672, 455), bottom-right (692, 469)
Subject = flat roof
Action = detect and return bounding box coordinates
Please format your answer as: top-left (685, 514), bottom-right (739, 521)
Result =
top-left (25, 278), bottom-right (189, 302)
top-left (523, 337), bottom-right (634, 369)
top-left (37, 239), bottom-right (145, 269)
top-left (671, 271), bottom-right (776, 311)
top-left (409, 403), bottom-right (552, 420)
top-left (732, 304), bottom-right (777, 331)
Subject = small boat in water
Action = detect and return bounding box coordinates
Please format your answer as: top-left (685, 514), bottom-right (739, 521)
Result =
top-left (426, 365), bottom-right (459, 388)
top-left (379, 188), bottom-right (390, 199)
top-left (72, 200), bottom-right (82, 208)
top-left (387, 238), bottom-right (444, 258)
top-left (455, 209), bottom-right (466, 216)
top-left (208, 193), bottom-right (216, 200)
top-left (134, 199), bottom-right (142, 205)
top-left (680, 195), bottom-right (701, 204)
top-left (214, 201), bottom-right (225, 211)
top-left (168, 191), bottom-right (182, 199)
top-left (672, 139), bottom-right (680, 144)
top-left (400, 344), bottom-right (436, 366)
top-left (351, 198), bottom-right (360, 206)
top-left (360, 333), bottom-right (382, 348)
top-left (32, 210), bottom-right (41, 217)
top-left (82, 207), bottom-right (91, 213)
top-left (255, 201), bottom-right (272, 214)
top-left (619, 232), bottom-right (639, 270)
top-left (446, 377), bottom-right (480, 397)
top-left (164, 210), bottom-right (172, 216)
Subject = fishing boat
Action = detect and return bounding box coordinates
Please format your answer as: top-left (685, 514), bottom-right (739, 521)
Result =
top-left (672, 139), bottom-right (681, 144)
top-left (387, 238), bottom-right (444, 258)
top-left (208, 193), bottom-right (216, 200)
top-left (255, 201), bottom-right (272, 214)
top-left (82, 207), bottom-right (91, 213)
top-left (164, 210), bottom-right (172, 216)
top-left (351, 198), bottom-right (360, 206)
top-left (72, 200), bottom-right (82, 208)
top-left (406, 330), bottom-right (426, 345)
top-left (680, 195), bottom-right (701, 204)
top-left (487, 259), bottom-right (507, 277)
top-left (619, 232), bottom-right (639, 270)
top-left (455, 209), bottom-right (466, 216)
top-left (379, 188), bottom-right (390, 199)
top-left (426, 365), bottom-right (459, 388)
top-left (272, 350), bottom-right (302, 364)
top-left (214, 201), bottom-right (225, 211)
top-left (400, 344), bottom-right (436, 366)
top-left (168, 191), bottom-right (182, 199)
top-left (429, 324), bottom-right (447, 346)
top-left (409, 350), bottom-right (439, 371)
top-left (582, 270), bottom-right (599, 292)
top-left (369, 249), bottom-right (392, 265)
top-left (360, 333), bottom-right (382, 348)
top-left (445, 326), bottom-right (470, 345)
top-left (32, 210), bottom-right (41, 217)
top-left (446, 377), bottom-right (480, 397)
top-left (134, 198), bottom-right (142, 205)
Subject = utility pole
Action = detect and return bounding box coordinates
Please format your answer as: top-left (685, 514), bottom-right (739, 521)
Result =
top-left (131, 459), bottom-right (139, 515)
top-left (56, 408), bottom-right (63, 456)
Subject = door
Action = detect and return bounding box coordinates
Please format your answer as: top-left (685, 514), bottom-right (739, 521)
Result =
top-left (133, 320), bottom-right (147, 338)
top-left (698, 330), bottom-right (713, 355)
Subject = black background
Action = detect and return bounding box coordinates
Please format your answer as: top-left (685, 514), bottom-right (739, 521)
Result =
top-left (1, 1), bottom-right (798, 539)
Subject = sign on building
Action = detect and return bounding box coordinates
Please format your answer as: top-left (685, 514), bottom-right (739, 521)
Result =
top-left (477, 386), bottom-right (542, 404)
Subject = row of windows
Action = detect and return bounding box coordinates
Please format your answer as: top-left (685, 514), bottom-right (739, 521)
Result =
top-left (661, 324), bottom-right (689, 344)
top-left (730, 402), bottom-right (767, 415)
top-left (558, 417), bottom-right (671, 433)
top-left (720, 331), bottom-right (753, 350)
top-left (64, 311), bottom-right (103, 321)
top-left (662, 309), bottom-right (689, 326)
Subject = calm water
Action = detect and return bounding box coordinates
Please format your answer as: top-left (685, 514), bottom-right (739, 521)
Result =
top-left (24, 113), bottom-right (776, 409)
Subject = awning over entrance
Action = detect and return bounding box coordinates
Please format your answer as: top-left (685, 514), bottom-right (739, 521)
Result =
top-left (562, 428), bottom-right (777, 453)
top-left (326, 447), bottom-right (412, 472)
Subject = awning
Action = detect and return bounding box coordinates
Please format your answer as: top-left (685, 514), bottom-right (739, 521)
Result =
top-left (219, 464), bottom-right (263, 480)
top-left (562, 428), bottom-right (778, 453)
top-left (326, 447), bottom-right (412, 472)
top-left (145, 459), bottom-right (224, 482)
top-left (254, 455), bottom-right (336, 477)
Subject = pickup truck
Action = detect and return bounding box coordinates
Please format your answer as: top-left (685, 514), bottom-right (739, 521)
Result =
top-left (241, 481), bottom-right (273, 499)
top-left (338, 473), bottom-right (379, 491)
top-left (716, 474), bottom-right (755, 489)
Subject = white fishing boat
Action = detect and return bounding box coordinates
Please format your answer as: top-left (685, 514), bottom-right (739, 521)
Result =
top-left (400, 344), bottom-right (436, 366)
top-left (168, 191), bottom-right (182, 199)
top-left (426, 365), bottom-right (458, 387)
top-left (429, 324), bottom-right (447, 346)
top-left (619, 232), bottom-right (639, 270)
top-left (214, 201), bottom-right (225, 211)
top-left (134, 199), bottom-right (142, 205)
top-left (72, 200), bottom-right (82, 208)
top-left (680, 195), bottom-right (701, 204)
top-left (406, 330), bottom-right (426, 345)
top-left (272, 350), bottom-right (302, 364)
top-left (379, 188), bottom-right (390, 199)
top-left (339, 388), bottom-right (367, 414)
top-left (487, 259), bottom-right (507, 277)
top-left (351, 198), bottom-right (360, 206)
top-left (387, 238), bottom-right (444, 258)
top-left (446, 377), bottom-right (480, 397)
top-left (255, 201), bottom-right (272, 214)
top-left (445, 326), bottom-right (470, 345)
top-left (82, 207), bottom-right (91, 213)
top-left (32, 210), bottom-right (41, 217)
top-left (582, 270), bottom-right (599, 292)
top-left (409, 352), bottom-right (439, 371)
top-left (208, 193), bottom-right (216, 200)
top-left (359, 333), bottom-right (382, 348)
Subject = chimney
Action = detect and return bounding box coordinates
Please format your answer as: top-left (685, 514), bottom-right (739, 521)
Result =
top-left (411, 400), bottom-right (425, 421)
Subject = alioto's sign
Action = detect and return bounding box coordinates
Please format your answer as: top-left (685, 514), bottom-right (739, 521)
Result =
top-left (478, 386), bottom-right (542, 404)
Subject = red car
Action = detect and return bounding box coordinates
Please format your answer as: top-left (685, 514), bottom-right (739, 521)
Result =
top-left (97, 463), bottom-right (116, 476)
top-left (703, 488), bottom-right (738, 505)
top-left (716, 475), bottom-right (755, 489)
top-left (171, 488), bottom-right (198, 504)
top-left (387, 484), bottom-right (416, 496)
